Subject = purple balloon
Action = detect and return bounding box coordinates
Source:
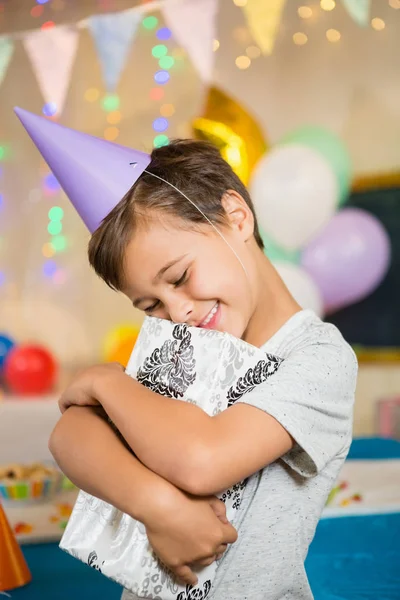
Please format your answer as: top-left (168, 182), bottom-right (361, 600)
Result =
top-left (301, 208), bottom-right (391, 313)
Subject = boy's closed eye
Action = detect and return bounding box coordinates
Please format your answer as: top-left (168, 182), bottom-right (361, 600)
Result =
top-left (145, 269), bottom-right (190, 313)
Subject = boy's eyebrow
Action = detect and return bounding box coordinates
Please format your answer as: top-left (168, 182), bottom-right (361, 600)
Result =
top-left (132, 254), bottom-right (188, 308)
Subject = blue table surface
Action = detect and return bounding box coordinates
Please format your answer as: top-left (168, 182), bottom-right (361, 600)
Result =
top-left (6, 438), bottom-right (400, 600)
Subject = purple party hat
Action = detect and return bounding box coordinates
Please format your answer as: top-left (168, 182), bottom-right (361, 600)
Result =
top-left (14, 107), bottom-right (151, 233)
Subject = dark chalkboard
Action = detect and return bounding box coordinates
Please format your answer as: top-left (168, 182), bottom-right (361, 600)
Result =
top-left (326, 185), bottom-right (400, 349)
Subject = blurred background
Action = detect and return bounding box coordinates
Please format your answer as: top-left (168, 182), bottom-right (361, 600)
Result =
top-left (0, 1), bottom-right (400, 597)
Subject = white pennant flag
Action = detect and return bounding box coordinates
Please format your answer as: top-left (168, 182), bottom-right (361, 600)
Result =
top-left (23, 26), bottom-right (79, 115)
top-left (0, 37), bottom-right (14, 87)
top-left (162, 0), bottom-right (218, 82)
top-left (341, 0), bottom-right (371, 27)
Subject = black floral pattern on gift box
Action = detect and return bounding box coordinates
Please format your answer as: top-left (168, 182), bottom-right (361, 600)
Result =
top-left (227, 354), bottom-right (283, 406)
top-left (219, 478), bottom-right (248, 510)
top-left (177, 581), bottom-right (212, 600)
top-left (137, 324), bottom-right (196, 398)
top-left (87, 550), bottom-right (105, 573)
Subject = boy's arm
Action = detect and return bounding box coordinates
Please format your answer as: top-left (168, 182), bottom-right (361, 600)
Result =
top-left (49, 405), bottom-right (181, 523)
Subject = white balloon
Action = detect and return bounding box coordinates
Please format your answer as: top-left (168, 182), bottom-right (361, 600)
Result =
top-left (274, 262), bottom-right (324, 318)
top-left (250, 144), bottom-right (338, 251)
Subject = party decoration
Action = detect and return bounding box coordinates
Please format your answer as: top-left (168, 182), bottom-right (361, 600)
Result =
top-left (241, 0), bottom-right (286, 55)
top-left (341, 0), bottom-right (371, 27)
top-left (250, 144), bottom-right (338, 251)
top-left (0, 333), bottom-right (15, 369)
top-left (280, 126), bottom-right (352, 205)
top-left (4, 344), bottom-right (57, 395)
top-left (88, 11), bottom-right (141, 92)
top-left (273, 262), bottom-right (324, 317)
top-left (0, 37), bottom-right (14, 88)
top-left (103, 324), bottom-right (140, 367)
top-left (192, 86), bottom-right (268, 185)
top-left (260, 229), bottom-right (300, 265)
top-left (301, 208), bottom-right (391, 313)
top-left (0, 503), bottom-right (32, 591)
top-left (23, 26), bottom-right (79, 115)
top-left (162, 0), bottom-right (218, 82)
top-left (14, 107), bottom-right (151, 233)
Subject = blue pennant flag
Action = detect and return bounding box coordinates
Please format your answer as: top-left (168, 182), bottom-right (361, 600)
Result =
top-left (88, 10), bottom-right (141, 92)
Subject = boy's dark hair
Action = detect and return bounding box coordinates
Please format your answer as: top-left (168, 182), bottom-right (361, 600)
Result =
top-left (88, 139), bottom-right (264, 292)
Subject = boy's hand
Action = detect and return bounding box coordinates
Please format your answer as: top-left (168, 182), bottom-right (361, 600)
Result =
top-left (144, 488), bottom-right (238, 587)
top-left (58, 363), bottom-right (124, 414)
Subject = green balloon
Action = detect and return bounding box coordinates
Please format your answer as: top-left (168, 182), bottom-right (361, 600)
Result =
top-left (280, 126), bottom-right (352, 205)
top-left (260, 229), bottom-right (300, 264)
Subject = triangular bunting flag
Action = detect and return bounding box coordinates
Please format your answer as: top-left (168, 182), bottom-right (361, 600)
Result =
top-left (0, 37), bottom-right (14, 87)
top-left (23, 26), bottom-right (78, 115)
top-left (341, 0), bottom-right (371, 27)
top-left (241, 0), bottom-right (286, 56)
top-left (162, 0), bottom-right (218, 83)
top-left (88, 10), bottom-right (141, 92)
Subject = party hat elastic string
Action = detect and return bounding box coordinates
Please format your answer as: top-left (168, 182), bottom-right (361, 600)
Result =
top-left (142, 169), bottom-right (249, 280)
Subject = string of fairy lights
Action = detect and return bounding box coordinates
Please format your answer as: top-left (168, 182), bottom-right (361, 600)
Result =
top-left (0, 0), bottom-right (398, 288)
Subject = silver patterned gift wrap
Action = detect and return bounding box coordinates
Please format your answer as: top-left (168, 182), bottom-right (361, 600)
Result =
top-left (60, 316), bottom-right (283, 599)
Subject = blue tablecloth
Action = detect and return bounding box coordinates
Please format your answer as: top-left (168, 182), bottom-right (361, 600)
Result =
top-left (8, 438), bottom-right (400, 600)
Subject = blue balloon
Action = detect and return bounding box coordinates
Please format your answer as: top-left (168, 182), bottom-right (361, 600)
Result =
top-left (0, 334), bottom-right (15, 369)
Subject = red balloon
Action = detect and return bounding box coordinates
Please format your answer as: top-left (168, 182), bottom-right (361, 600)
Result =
top-left (4, 345), bottom-right (57, 395)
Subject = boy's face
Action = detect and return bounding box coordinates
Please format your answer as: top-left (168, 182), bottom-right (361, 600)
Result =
top-left (122, 209), bottom-right (256, 340)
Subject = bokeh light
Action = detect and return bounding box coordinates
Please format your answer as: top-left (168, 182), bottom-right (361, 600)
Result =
top-left (85, 88), bottom-right (99, 102)
top-left (320, 0), bottom-right (335, 10)
top-left (102, 94), bottom-right (120, 111)
top-left (41, 21), bottom-right (55, 30)
top-left (246, 45), bottom-right (261, 58)
top-left (152, 44), bottom-right (168, 58)
top-left (233, 0), bottom-right (248, 6)
top-left (159, 56), bottom-right (174, 70)
top-left (51, 235), bottom-right (67, 252)
top-left (389, 0), bottom-right (400, 8)
top-left (142, 16), bottom-right (158, 30)
top-left (326, 28), bottom-right (341, 42)
top-left (0, 145), bottom-right (9, 161)
top-left (31, 5), bottom-right (44, 16)
top-left (104, 127), bottom-right (119, 141)
top-left (37, 0), bottom-right (50, 4)
top-left (0, 194), bottom-right (3, 210)
top-left (160, 103), bottom-right (175, 117)
top-left (156, 27), bottom-right (172, 40)
top-left (213, 39), bottom-right (220, 51)
top-left (0, 271), bottom-right (5, 286)
top-left (154, 70), bottom-right (170, 84)
top-left (153, 117), bottom-right (169, 132)
top-left (53, 269), bottom-right (67, 285)
top-left (293, 32), bottom-right (308, 45)
top-left (43, 260), bottom-right (57, 277)
top-left (150, 87), bottom-right (165, 101)
top-left (298, 6), bottom-right (313, 18)
top-left (42, 243), bottom-right (55, 258)
top-left (153, 134), bottom-right (169, 148)
top-left (48, 206), bottom-right (64, 221)
top-left (235, 55), bottom-right (251, 69)
top-left (42, 102), bottom-right (58, 117)
top-left (48, 221), bottom-right (63, 235)
top-left (371, 17), bottom-right (385, 30)
top-left (107, 111), bottom-right (121, 124)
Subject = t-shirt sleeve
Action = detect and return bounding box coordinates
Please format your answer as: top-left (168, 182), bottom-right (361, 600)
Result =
top-left (234, 339), bottom-right (358, 477)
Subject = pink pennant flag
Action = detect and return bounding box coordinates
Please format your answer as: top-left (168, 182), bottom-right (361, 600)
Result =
top-left (162, 0), bottom-right (218, 83)
top-left (23, 26), bottom-right (79, 116)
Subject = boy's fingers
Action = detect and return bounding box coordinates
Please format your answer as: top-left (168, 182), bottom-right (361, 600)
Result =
top-left (222, 522), bottom-right (238, 544)
top-left (174, 564), bottom-right (198, 586)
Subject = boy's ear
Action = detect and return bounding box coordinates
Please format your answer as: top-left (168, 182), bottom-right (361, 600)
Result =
top-left (221, 190), bottom-right (254, 241)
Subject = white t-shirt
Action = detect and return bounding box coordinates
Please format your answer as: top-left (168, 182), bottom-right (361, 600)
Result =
top-left (208, 309), bottom-right (358, 600)
top-left (122, 309), bottom-right (358, 600)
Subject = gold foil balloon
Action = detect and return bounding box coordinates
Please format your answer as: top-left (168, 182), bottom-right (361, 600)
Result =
top-left (192, 87), bottom-right (268, 185)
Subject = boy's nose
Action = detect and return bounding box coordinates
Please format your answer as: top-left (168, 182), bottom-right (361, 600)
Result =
top-left (168, 298), bottom-right (194, 324)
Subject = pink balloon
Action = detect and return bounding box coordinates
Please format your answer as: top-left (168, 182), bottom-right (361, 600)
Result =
top-left (301, 208), bottom-right (391, 313)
